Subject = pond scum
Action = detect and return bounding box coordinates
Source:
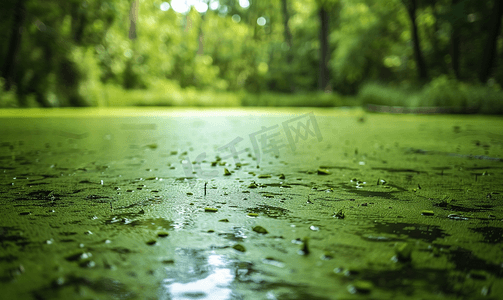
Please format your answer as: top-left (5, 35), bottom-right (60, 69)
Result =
top-left (0, 108), bottom-right (502, 299)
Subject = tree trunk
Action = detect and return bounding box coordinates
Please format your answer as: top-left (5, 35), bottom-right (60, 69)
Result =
top-left (479, 0), bottom-right (503, 83)
top-left (281, 0), bottom-right (294, 91)
top-left (318, 6), bottom-right (330, 91)
top-left (197, 14), bottom-right (205, 55)
top-left (129, 0), bottom-right (139, 40)
top-left (2, 0), bottom-right (26, 92)
top-left (281, 0), bottom-right (293, 51)
top-left (450, 0), bottom-right (461, 79)
top-left (404, 0), bottom-right (428, 81)
top-left (71, 2), bottom-right (86, 44)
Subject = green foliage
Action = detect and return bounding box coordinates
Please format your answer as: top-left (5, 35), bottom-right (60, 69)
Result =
top-left (360, 76), bottom-right (503, 113)
top-left (359, 82), bottom-right (417, 107)
top-left (0, 78), bottom-right (18, 108)
top-left (92, 80), bottom-right (241, 107)
top-left (0, 0), bottom-right (502, 110)
top-left (421, 76), bottom-right (503, 113)
top-left (241, 91), bottom-right (352, 107)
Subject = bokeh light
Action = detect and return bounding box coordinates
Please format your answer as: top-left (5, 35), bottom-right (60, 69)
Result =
top-left (160, 2), bottom-right (170, 11)
top-left (257, 16), bottom-right (266, 26)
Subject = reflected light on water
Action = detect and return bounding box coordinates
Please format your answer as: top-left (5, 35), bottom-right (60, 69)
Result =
top-left (163, 253), bottom-right (235, 300)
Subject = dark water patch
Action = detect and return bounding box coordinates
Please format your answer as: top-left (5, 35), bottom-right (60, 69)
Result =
top-left (444, 246), bottom-right (503, 277)
top-left (37, 174), bottom-right (59, 179)
top-left (79, 180), bottom-right (97, 184)
top-left (85, 194), bottom-right (111, 203)
top-left (318, 165), bottom-right (358, 171)
top-left (0, 254), bottom-right (18, 262)
top-left (59, 239), bottom-right (76, 243)
top-left (470, 226), bottom-right (503, 244)
top-left (447, 153), bottom-right (503, 161)
top-left (27, 182), bottom-right (49, 186)
top-left (26, 190), bottom-right (60, 201)
top-left (62, 220), bottom-right (82, 225)
top-left (0, 227), bottom-right (27, 245)
top-left (246, 205), bottom-right (290, 219)
top-left (33, 275), bottom-right (136, 300)
top-left (371, 167), bottom-right (426, 174)
top-left (465, 166), bottom-right (503, 170)
top-left (358, 267), bottom-right (462, 297)
top-left (258, 191), bottom-right (283, 198)
top-left (59, 231), bottom-right (78, 236)
top-left (406, 148), bottom-right (503, 162)
top-left (0, 166), bottom-right (15, 170)
top-left (371, 222), bottom-right (449, 243)
top-left (68, 189), bottom-right (84, 194)
top-left (110, 247), bottom-right (135, 254)
top-left (445, 204), bottom-right (494, 213)
top-left (431, 166), bottom-right (452, 170)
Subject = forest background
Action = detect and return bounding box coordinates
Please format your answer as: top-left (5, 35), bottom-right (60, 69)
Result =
top-left (1, 0), bottom-right (502, 113)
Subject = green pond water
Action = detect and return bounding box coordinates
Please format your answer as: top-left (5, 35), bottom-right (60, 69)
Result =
top-left (0, 107), bottom-right (502, 299)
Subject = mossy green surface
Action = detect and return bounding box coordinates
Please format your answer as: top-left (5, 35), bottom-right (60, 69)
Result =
top-left (0, 107), bottom-right (502, 299)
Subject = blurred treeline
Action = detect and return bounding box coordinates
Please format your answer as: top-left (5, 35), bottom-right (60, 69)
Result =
top-left (0, 0), bottom-right (502, 109)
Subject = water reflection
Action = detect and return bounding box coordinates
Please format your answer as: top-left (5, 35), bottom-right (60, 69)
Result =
top-left (162, 249), bottom-right (235, 300)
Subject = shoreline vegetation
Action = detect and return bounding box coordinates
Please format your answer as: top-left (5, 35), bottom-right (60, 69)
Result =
top-left (2, 1), bottom-right (502, 115)
top-left (2, 77), bottom-right (502, 114)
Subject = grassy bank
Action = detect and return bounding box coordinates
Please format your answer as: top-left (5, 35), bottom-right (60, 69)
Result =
top-left (359, 76), bottom-right (503, 114)
top-left (2, 76), bottom-right (502, 113)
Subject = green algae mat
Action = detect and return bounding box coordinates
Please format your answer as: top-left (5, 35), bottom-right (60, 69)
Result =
top-left (1, 107), bottom-right (502, 300)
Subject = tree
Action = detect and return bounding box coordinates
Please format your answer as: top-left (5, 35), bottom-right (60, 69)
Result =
top-left (449, 0), bottom-right (461, 79)
top-left (280, 0), bottom-right (294, 91)
top-left (402, 0), bottom-right (428, 81)
top-left (2, 0), bottom-right (26, 92)
top-left (318, 3), bottom-right (330, 91)
top-left (479, 0), bottom-right (503, 83)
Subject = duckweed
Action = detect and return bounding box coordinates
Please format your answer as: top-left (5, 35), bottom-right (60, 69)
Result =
top-left (300, 237), bottom-right (310, 255)
top-left (394, 242), bottom-right (412, 262)
top-left (248, 182), bottom-right (258, 188)
top-left (232, 244), bottom-right (246, 252)
top-left (252, 226), bottom-right (268, 234)
top-left (335, 209), bottom-right (345, 219)
top-left (348, 280), bottom-right (373, 294)
top-left (317, 168), bottom-right (331, 175)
